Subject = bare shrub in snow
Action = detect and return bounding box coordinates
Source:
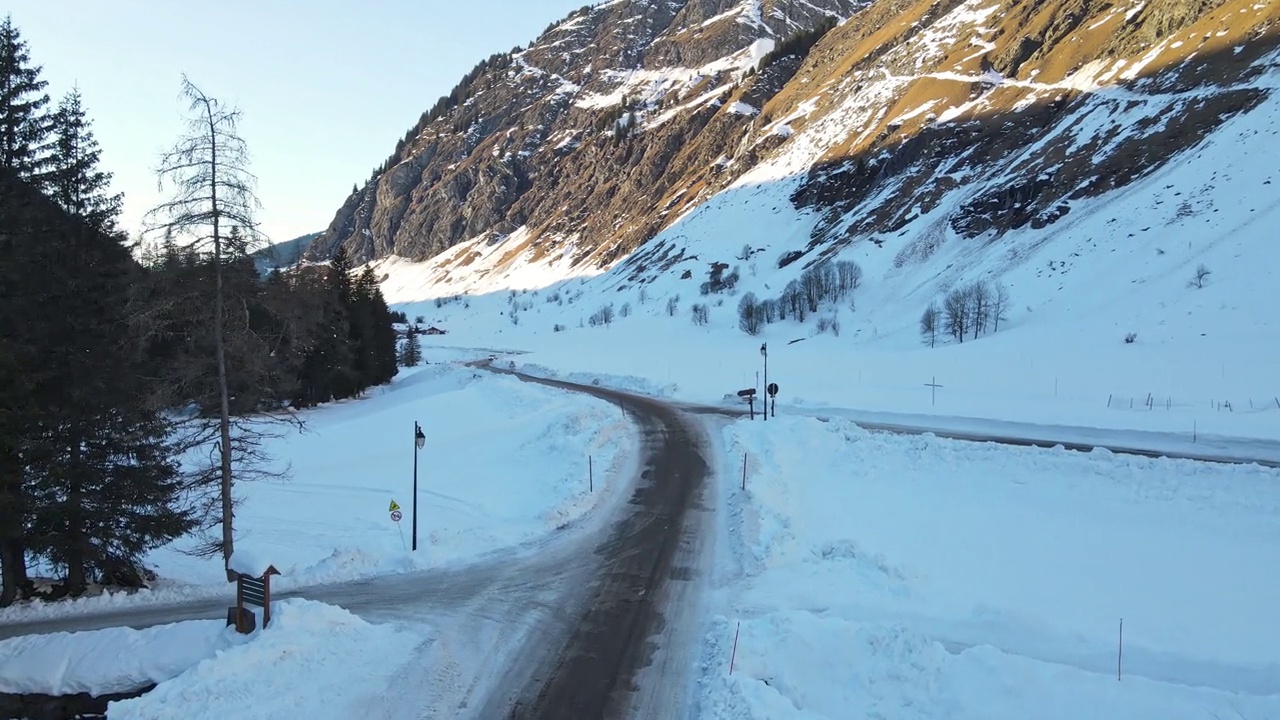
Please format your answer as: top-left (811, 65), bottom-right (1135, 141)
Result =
top-left (1188, 264), bottom-right (1211, 289)
top-left (738, 292), bottom-right (763, 335)
top-left (691, 303), bottom-right (709, 326)
top-left (587, 304), bottom-right (614, 327)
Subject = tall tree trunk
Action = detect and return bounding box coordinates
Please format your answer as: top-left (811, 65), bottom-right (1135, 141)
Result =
top-left (0, 541), bottom-right (27, 606)
top-left (0, 451), bottom-right (29, 606)
top-left (207, 113), bottom-right (236, 582)
top-left (64, 436), bottom-right (86, 595)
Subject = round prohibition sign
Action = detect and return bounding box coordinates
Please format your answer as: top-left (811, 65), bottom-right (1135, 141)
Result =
top-left (390, 509), bottom-right (403, 523)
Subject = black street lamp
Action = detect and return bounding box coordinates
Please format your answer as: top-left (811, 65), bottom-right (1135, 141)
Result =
top-left (760, 343), bottom-right (768, 422)
top-left (412, 422), bottom-right (425, 551)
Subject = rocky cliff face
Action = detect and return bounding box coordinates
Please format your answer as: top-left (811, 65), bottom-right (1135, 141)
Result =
top-left (309, 0), bottom-right (1279, 282)
top-left (305, 0), bottom-right (863, 265)
top-left (782, 0), bottom-right (1277, 267)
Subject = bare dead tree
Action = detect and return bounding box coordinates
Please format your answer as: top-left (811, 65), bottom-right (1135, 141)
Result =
top-left (992, 282), bottom-right (1011, 332)
top-left (142, 76), bottom-right (285, 578)
top-left (968, 281), bottom-right (991, 340)
top-left (943, 287), bottom-right (969, 342)
top-left (919, 302), bottom-right (941, 347)
top-left (836, 260), bottom-right (863, 294)
top-left (738, 292), bottom-right (763, 335)
top-left (1188, 264), bottom-right (1211, 289)
top-left (691, 303), bottom-right (710, 326)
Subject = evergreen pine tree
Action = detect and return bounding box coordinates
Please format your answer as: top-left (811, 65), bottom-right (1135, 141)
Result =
top-left (291, 252), bottom-right (355, 406)
top-left (0, 16), bottom-right (51, 183)
top-left (369, 281), bottom-right (399, 383)
top-left (349, 266), bottom-right (398, 388)
top-left (47, 88), bottom-right (121, 234)
top-left (329, 245), bottom-right (354, 303)
top-left (400, 325), bottom-right (423, 367)
top-left (1, 168), bottom-right (193, 600)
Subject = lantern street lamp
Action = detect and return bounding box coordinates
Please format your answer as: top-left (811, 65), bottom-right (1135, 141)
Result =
top-left (413, 422), bottom-right (425, 551)
top-left (760, 343), bottom-right (768, 422)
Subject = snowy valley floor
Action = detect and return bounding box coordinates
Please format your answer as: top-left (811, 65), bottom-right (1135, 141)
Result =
top-left (1, 351), bottom-right (1278, 718)
top-left (694, 414), bottom-right (1280, 719)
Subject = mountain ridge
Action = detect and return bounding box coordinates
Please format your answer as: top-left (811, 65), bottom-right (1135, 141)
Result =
top-left (307, 0), bottom-right (1278, 309)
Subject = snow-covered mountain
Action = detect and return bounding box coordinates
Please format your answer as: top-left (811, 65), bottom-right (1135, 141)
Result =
top-left (306, 0), bottom-right (1276, 437)
top-left (310, 0), bottom-right (1278, 270)
top-left (306, 0), bottom-right (866, 264)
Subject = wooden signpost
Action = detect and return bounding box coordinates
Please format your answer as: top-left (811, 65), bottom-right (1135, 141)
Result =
top-left (737, 388), bottom-right (757, 419)
top-left (228, 565), bottom-right (280, 634)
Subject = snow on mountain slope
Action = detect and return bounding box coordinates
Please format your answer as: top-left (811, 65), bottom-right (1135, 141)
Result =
top-left (365, 26), bottom-right (1280, 444)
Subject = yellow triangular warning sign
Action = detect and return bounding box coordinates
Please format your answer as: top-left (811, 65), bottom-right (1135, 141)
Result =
top-left (388, 499), bottom-right (401, 512)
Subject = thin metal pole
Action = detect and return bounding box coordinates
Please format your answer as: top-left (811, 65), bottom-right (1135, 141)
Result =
top-left (729, 621), bottom-right (741, 674)
top-left (1118, 618), bottom-right (1123, 681)
top-left (412, 421), bottom-right (419, 551)
top-left (763, 347), bottom-right (768, 423)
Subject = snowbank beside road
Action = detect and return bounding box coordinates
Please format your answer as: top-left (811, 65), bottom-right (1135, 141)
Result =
top-left (0, 599), bottom-right (426, 718)
top-left (107, 599), bottom-right (424, 720)
top-left (0, 618), bottom-right (246, 697)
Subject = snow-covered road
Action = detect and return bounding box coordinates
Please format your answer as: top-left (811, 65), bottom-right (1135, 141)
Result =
top-left (0, 369), bottom-right (719, 720)
top-left (4, 364), bottom-right (1277, 720)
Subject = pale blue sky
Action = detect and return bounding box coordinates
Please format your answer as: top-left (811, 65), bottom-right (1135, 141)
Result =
top-left (11, 1), bottom-right (592, 243)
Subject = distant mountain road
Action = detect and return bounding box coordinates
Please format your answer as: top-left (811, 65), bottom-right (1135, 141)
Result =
top-left (676, 402), bottom-right (1280, 468)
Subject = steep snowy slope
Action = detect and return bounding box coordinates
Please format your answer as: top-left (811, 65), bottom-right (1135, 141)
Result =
top-left (367, 1), bottom-right (1279, 441)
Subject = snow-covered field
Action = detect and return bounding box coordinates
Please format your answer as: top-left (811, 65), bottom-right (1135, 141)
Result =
top-left (0, 356), bottom-right (634, 621)
top-left (695, 415), bottom-right (1280, 719)
top-left (0, 355), bottom-right (638, 716)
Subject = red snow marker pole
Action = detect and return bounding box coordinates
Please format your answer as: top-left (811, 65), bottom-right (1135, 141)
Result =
top-left (729, 621), bottom-right (742, 675)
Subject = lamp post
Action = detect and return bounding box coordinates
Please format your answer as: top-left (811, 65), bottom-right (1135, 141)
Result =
top-left (412, 421), bottom-right (425, 551)
top-left (760, 343), bottom-right (768, 422)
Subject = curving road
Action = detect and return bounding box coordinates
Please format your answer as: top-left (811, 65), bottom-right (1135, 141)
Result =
top-left (0, 369), bottom-right (714, 720)
top-left (473, 370), bottom-right (711, 718)
top-left (4, 365), bottom-right (1273, 717)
